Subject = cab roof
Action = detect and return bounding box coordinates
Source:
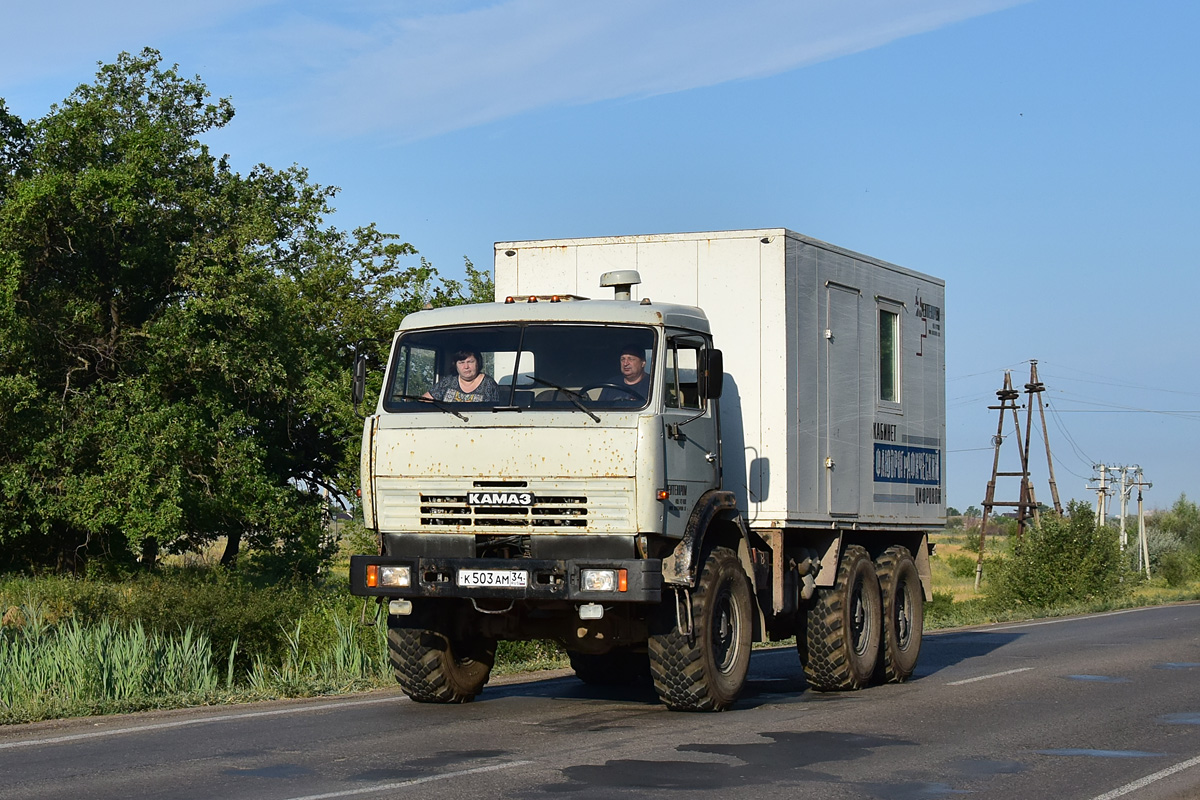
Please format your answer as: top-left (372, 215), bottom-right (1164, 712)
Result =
top-left (397, 298), bottom-right (711, 334)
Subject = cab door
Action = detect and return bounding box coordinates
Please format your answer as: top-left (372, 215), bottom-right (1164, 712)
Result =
top-left (661, 333), bottom-right (720, 538)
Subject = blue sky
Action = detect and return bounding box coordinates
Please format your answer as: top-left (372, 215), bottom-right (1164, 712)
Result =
top-left (3, 0), bottom-right (1198, 513)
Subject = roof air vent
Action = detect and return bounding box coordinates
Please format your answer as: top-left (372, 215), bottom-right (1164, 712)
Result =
top-left (599, 270), bottom-right (641, 301)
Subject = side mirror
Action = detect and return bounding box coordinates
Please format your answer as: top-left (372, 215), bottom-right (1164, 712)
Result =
top-left (352, 353), bottom-right (368, 413)
top-left (699, 348), bottom-right (724, 399)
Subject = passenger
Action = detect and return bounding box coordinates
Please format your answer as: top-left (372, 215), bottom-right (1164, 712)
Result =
top-left (425, 350), bottom-right (500, 402)
top-left (598, 344), bottom-right (650, 402)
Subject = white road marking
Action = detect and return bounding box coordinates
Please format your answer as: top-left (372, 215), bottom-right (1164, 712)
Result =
top-left (984, 605), bottom-right (1196, 632)
top-left (945, 667), bottom-right (1034, 685)
top-left (0, 696), bottom-right (402, 750)
top-left (281, 760), bottom-right (535, 800)
top-left (1089, 753), bottom-right (1200, 800)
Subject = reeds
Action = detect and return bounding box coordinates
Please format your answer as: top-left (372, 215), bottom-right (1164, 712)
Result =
top-left (0, 600), bottom-right (390, 724)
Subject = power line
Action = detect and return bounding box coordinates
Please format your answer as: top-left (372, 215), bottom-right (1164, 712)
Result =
top-left (1031, 414), bottom-right (1092, 482)
top-left (1045, 401), bottom-right (1094, 468)
top-left (1050, 409), bottom-right (1200, 418)
top-left (1040, 360), bottom-right (1200, 399)
top-left (948, 361), bottom-right (1030, 382)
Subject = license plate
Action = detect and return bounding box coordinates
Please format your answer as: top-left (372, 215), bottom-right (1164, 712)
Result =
top-left (457, 569), bottom-right (528, 588)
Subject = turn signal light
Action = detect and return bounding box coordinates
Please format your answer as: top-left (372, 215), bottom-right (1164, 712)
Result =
top-left (618, 569), bottom-right (628, 592)
top-left (366, 564), bottom-right (379, 588)
top-left (656, 489), bottom-right (669, 501)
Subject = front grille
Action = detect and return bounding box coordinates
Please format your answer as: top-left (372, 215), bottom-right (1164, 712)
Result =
top-left (375, 478), bottom-right (634, 533)
top-left (420, 494), bottom-right (588, 527)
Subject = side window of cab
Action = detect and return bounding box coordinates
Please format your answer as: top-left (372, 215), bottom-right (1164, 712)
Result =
top-left (664, 336), bottom-right (703, 410)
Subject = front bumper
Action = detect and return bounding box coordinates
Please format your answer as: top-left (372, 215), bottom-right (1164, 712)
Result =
top-left (349, 555), bottom-right (662, 603)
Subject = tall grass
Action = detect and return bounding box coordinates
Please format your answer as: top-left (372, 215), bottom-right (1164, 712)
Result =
top-left (0, 601), bottom-right (222, 721)
top-left (244, 615), bottom-right (392, 695)
top-left (0, 596), bottom-right (393, 724)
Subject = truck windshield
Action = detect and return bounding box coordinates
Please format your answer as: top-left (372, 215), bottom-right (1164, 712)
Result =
top-left (383, 324), bottom-right (656, 413)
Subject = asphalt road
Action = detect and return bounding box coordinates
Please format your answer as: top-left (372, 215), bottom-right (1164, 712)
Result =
top-left (2, 603), bottom-right (1198, 800)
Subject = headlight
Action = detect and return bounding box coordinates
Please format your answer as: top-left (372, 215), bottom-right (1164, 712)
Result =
top-left (582, 569), bottom-right (616, 592)
top-left (380, 565), bottom-right (411, 588)
top-left (580, 568), bottom-right (628, 594)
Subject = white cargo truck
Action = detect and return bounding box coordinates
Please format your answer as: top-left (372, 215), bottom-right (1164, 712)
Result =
top-left (350, 228), bottom-right (945, 710)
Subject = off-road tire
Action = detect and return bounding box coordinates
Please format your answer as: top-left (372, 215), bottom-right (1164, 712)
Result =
top-left (649, 547), bottom-right (753, 711)
top-left (801, 544), bottom-right (882, 692)
top-left (387, 622), bottom-right (495, 703)
top-left (568, 648), bottom-right (652, 686)
top-left (874, 545), bottom-right (923, 683)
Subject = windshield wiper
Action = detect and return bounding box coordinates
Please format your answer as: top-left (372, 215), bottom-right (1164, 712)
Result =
top-left (522, 377), bottom-right (601, 423)
top-left (393, 394), bottom-right (469, 422)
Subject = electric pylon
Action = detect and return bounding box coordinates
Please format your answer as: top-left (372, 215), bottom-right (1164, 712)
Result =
top-left (974, 361), bottom-right (1063, 590)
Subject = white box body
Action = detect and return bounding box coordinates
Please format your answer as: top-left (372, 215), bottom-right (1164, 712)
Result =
top-left (495, 228), bottom-right (946, 532)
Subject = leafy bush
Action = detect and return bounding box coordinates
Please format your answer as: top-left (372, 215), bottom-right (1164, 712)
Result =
top-left (925, 591), bottom-right (956, 619)
top-left (1159, 550), bottom-right (1193, 588)
top-left (987, 500), bottom-right (1127, 609)
top-left (943, 553), bottom-right (978, 579)
top-left (1124, 528), bottom-right (1185, 574)
top-left (1151, 495), bottom-right (1200, 552)
top-left (923, 591), bottom-right (994, 629)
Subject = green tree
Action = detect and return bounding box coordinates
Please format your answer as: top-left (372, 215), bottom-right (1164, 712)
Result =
top-left (1149, 494), bottom-right (1200, 553)
top-left (987, 500), bottom-right (1126, 609)
top-left (0, 49), bottom-right (483, 576)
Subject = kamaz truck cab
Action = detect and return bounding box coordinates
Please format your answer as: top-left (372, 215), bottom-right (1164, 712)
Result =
top-left (351, 271), bottom-right (751, 709)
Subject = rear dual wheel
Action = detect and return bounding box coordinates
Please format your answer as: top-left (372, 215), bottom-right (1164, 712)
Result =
top-left (801, 544), bottom-right (881, 691)
top-left (875, 545), bottom-right (923, 683)
top-left (801, 544), bottom-right (924, 691)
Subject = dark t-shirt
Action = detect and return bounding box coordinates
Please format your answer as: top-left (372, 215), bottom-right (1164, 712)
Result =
top-left (430, 374), bottom-right (500, 402)
top-left (598, 373), bottom-right (650, 403)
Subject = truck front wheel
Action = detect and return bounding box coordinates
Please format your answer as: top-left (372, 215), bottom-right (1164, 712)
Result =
top-left (387, 620), bottom-right (495, 703)
top-left (874, 545), bottom-right (923, 683)
top-left (649, 546), bottom-right (753, 711)
top-left (801, 544), bottom-right (881, 691)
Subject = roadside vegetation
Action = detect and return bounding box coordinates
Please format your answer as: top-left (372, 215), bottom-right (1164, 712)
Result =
top-left (5, 497), bottom-right (1199, 724)
top-left (926, 496), bottom-right (1200, 628)
top-left (0, 568), bottom-right (565, 725)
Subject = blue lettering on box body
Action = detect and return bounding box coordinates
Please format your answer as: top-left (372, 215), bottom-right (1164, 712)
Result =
top-left (873, 444), bottom-right (941, 486)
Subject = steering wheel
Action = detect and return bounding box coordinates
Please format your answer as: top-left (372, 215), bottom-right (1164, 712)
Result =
top-left (580, 382), bottom-right (643, 401)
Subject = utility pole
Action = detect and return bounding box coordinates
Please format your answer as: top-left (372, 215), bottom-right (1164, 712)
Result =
top-left (1118, 466), bottom-right (1130, 551)
top-left (1109, 464), bottom-right (1141, 553)
top-left (1090, 465), bottom-right (1113, 526)
top-left (1132, 468), bottom-right (1153, 578)
top-left (1030, 361), bottom-right (1064, 516)
top-left (976, 372), bottom-right (1021, 592)
top-left (975, 362), bottom-right (1061, 592)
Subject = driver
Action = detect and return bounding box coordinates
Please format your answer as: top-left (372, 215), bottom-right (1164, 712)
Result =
top-left (598, 344), bottom-right (650, 402)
